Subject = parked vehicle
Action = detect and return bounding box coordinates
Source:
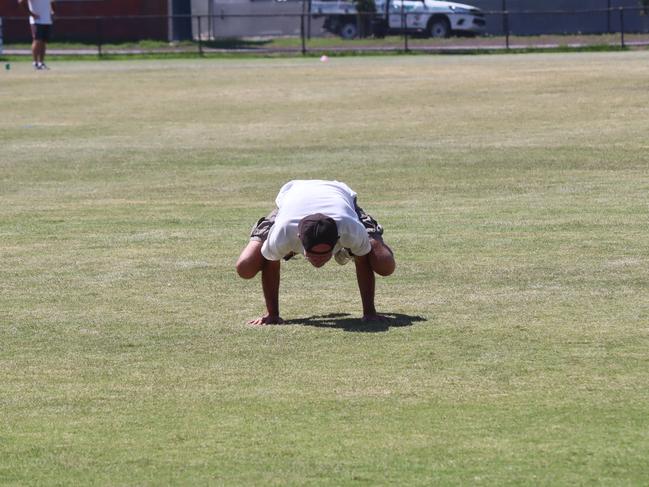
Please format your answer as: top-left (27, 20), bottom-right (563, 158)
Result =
top-left (311, 0), bottom-right (486, 39)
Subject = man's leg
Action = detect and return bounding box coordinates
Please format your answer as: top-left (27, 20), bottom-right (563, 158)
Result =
top-left (351, 200), bottom-right (395, 321)
top-left (31, 24), bottom-right (51, 68)
top-left (31, 40), bottom-right (40, 66)
top-left (29, 25), bottom-right (37, 65)
top-left (30, 25), bottom-right (42, 64)
top-left (31, 40), bottom-right (47, 65)
top-left (236, 210), bottom-right (283, 324)
top-left (236, 209), bottom-right (277, 278)
top-left (38, 40), bottom-right (45, 64)
top-left (236, 241), bottom-right (282, 324)
top-left (40, 40), bottom-right (47, 65)
top-left (368, 237), bottom-right (395, 277)
top-left (236, 240), bottom-right (265, 279)
top-left (353, 238), bottom-right (395, 322)
top-left (353, 199), bottom-right (396, 276)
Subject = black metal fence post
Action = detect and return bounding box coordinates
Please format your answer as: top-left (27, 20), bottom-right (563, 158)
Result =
top-left (619, 7), bottom-right (625, 48)
top-left (208, 0), bottom-right (214, 39)
top-left (404, 14), bottom-right (409, 52)
top-left (301, 0), bottom-right (308, 54)
top-left (307, 0), bottom-right (312, 39)
top-left (606, 0), bottom-right (611, 33)
top-left (197, 15), bottom-right (204, 56)
top-left (300, 13), bottom-right (306, 55)
top-left (96, 17), bottom-right (103, 58)
top-left (401, 4), bottom-right (409, 52)
top-left (504, 9), bottom-right (510, 49)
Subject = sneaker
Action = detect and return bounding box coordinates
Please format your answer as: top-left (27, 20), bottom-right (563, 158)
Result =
top-left (33, 62), bottom-right (40, 70)
top-left (38, 63), bottom-right (50, 70)
top-left (334, 247), bottom-right (353, 266)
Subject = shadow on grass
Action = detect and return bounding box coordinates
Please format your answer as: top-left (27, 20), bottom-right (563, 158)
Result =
top-left (284, 312), bottom-right (426, 332)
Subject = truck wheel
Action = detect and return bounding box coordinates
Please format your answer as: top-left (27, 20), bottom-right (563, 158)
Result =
top-left (340, 22), bottom-right (358, 40)
top-left (428, 17), bottom-right (450, 38)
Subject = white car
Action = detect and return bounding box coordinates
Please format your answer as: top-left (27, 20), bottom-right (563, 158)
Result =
top-left (312, 0), bottom-right (486, 39)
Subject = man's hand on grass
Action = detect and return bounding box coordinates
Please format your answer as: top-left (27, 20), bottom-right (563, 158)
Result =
top-left (248, 314), bottom-right (284, 326)
top-left (361, 313), bottom-right (390, 323)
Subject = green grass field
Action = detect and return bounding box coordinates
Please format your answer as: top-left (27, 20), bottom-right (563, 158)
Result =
top-left (1, 52), bottom-right (649, 485)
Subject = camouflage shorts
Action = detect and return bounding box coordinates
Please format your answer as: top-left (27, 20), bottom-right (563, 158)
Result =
top-left (250, 208), bottom-right (279, 242)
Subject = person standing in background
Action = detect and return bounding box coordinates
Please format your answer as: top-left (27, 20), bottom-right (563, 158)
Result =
top-left (18, 0), bottom-right (55, 70)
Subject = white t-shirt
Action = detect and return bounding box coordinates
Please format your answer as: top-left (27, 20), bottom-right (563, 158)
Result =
top-left (261, 180), bottom-right (372, 261)
top-left (28, 0), bottom-right (53, 25)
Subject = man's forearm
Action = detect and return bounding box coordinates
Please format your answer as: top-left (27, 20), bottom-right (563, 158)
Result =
top-left (261, 258), bottom-right (281, 317)
top-left (18, 0), bottom-right (32, 14)
top-left (354, 253), bottom-right (376, 316)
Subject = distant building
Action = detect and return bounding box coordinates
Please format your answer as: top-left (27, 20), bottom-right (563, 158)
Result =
top-left (0, 0), bottom-right (193, 43)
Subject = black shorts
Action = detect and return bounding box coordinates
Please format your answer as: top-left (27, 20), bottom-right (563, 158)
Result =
top-left (250, 198), bottom-right (384, 243)
top-left (31, 24), bottom-right (52, 42)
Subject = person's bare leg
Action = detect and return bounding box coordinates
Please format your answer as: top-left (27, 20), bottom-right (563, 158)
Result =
top-left (31, 39), bottom-right (39, 65)
top-left (368, 238), bottom-right (395, 276)
top-left (236, 240), bottom-right (265, 279)
top-left (236, 240), bottom-right (283, 324)
top-left (40, 40), bottom-right (47, 65)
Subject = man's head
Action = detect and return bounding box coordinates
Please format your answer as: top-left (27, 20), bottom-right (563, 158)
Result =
top-left (298, 213), bottom-right (339, 267)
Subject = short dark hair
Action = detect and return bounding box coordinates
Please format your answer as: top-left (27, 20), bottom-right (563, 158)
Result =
top-left (298, 214), bottom-right (339, 253)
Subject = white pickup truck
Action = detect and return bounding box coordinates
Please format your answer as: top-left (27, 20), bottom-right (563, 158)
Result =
top-left (311, 0), bottom-right (486, 39)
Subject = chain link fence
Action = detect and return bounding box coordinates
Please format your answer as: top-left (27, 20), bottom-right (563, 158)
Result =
top-left (1, 5), bottom-right (648, 56)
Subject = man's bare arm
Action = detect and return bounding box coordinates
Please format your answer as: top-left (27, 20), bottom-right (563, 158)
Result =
top-left (354, 253), bottom-right (389, 322)
top-left (249, 258), bottom-right (283, 325)
top-left (18, 0), bottom-right (39, 18)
